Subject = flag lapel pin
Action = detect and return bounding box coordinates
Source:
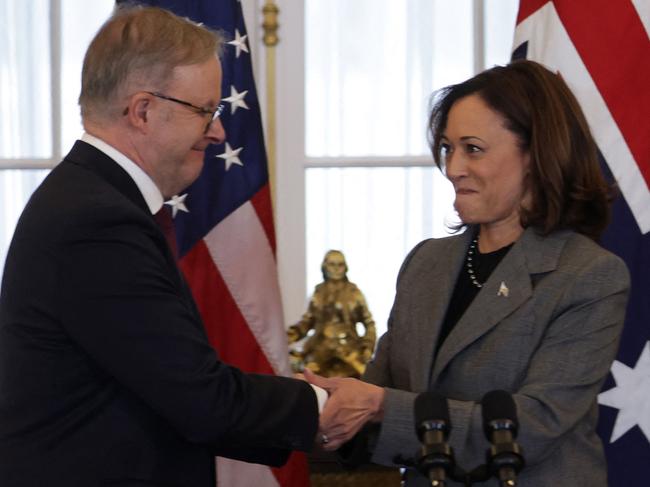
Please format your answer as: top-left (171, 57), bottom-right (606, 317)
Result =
top-left (497, 281), bottom-right (509, 298)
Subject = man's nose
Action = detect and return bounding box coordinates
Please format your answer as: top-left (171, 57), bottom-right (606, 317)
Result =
top-left (206, 118), bottom-right (226, 145)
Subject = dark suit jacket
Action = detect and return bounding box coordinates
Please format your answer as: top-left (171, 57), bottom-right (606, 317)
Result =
top-left (0, 141), bottom-right (318, 487)
top-left (362, 227), bottom-right (629, 486)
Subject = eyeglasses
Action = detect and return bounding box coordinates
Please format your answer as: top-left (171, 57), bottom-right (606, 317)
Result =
top-left (145, 91), bottom-right (225, 133)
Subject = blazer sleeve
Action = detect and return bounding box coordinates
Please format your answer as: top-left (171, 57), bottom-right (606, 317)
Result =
top-left (363, 239), bottom-right (630, 470)
top-left (54, 211), bottom-right (318, 457)
top-left (363, 238), bottom-right (432, 388)
top-left (354, 240), bottom-right (431, 466)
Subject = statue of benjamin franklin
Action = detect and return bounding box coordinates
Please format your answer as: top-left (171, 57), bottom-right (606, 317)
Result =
top-left (288, 250), bottom-right (376, 378)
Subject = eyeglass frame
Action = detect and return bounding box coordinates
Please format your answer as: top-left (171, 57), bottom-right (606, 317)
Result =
top-left (145, 91), bottom-right (225, 133)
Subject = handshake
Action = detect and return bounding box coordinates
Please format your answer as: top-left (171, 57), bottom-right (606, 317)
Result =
top-left (301, 369), bottom-right (385, 451)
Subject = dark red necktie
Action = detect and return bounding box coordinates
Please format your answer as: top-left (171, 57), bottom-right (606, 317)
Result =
top-left (153, 205), bottom-right (178, 260)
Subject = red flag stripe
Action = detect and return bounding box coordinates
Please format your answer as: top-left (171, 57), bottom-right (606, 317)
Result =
top-left (553, 0), bottom-right (650, 189)
top-left (251, 184), bottom-right (277, 255)
top-left (517, 0), bottom-right (550, 24)
top-left (271, 452), bottom-right (312, 486)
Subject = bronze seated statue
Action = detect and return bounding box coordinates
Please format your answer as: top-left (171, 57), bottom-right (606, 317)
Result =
top-left (288, 250), bottom-right (376, 378)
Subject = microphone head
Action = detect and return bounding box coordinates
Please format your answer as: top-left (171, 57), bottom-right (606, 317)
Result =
top-left (414, 392), bottom-right (451, 441)
top-left (481, 390), bottom-right (519, 439)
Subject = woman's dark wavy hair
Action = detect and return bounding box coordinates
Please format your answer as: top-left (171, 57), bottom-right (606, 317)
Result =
top-left (428, 59), bottom-right (612, 240)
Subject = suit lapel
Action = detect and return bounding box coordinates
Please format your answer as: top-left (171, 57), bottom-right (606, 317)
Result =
top-left (411, 232), bottom-right (471, 390)
top-left (431, 228), bottom-right (568, 383)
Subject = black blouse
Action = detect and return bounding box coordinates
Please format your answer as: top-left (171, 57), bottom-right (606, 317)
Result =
top-left (435, 238), bottom-right (513, 353)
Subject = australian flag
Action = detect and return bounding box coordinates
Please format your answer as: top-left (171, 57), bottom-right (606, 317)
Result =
top-left (116, 1), bottom-right (310, 486)
top-left (513, 1), bottom-right (650, 485)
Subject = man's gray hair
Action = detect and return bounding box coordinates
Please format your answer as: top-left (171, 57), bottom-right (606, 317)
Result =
top-left (79, 4), bottom-right (223, 122)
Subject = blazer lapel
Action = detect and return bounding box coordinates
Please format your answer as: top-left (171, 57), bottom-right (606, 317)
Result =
top-left (411, 232), bottom-right (472, 390)
top-left (431, 228), bottom-right (567, 383)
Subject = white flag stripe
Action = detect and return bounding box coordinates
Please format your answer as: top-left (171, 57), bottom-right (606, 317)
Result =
top-left (631, 0), bottom-right (650, 38)
top-left (514, 2), bottom-right (650, 234)
top-left (204, 200), bottom-right (291, 377)
top-left (216, 457), bottom-right (281, 487)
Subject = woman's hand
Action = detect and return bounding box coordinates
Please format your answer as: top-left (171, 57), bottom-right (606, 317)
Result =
top-left (304, 369), bottom-right (385, 451)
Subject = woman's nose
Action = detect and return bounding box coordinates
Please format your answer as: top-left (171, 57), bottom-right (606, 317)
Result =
top-left (444, 151), bottom-right (465, 182)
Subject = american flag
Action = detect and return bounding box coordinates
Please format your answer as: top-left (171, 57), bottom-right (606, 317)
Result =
top-left (513, 1), bottom-right (650, 485)
top-left (118, 1), bottom-right (310, 486)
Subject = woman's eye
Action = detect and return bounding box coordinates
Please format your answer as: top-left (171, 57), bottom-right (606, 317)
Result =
top-left (466, 144), bottom-right (482, 154)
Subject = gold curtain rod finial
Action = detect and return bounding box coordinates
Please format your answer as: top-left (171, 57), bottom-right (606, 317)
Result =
top-left (262, 0), bottom-right (279, 212)
top-left (262, 1), bottom-right (280, 47)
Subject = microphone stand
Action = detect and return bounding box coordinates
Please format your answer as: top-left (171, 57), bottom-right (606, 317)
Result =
top-left (414, 392), bottom-right (455, 486)
top-left (482, 391), bottom-right (525, 486)
top-left (449, 464), bottom-right (490, 487)
top-left (417, 432), bottom-right (454, 486)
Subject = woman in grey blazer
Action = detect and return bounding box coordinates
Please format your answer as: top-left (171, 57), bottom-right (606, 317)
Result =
top-left (309, 60), bottom-right (630, 486)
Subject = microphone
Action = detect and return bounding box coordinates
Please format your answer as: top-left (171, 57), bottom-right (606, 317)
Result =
top-left (481, 390), bottom-right (525, 487)
top-left (414, 392), bottom-right (454, 486)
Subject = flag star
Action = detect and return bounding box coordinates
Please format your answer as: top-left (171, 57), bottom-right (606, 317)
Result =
top-left (164, 193), bottom-right (189, 218)
top-left (216, 142), bottom-right (244, 170)
top-left (228, 29), bottom-right (249, 58)
top-left (598, 341), bottom-right (650, 443)
top-left (223, 86), bottom-right (249, 115)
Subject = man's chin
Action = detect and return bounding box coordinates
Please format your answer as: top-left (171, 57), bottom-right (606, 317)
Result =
top-left (187, 159), bottom-right (205, 185)
top-left (187, 149), bottom-right (206, 169)
top-left (169, 156), bottom-right (205, 195)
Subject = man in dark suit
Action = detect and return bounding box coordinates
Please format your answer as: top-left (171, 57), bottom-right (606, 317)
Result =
top-left (0, 6), bottom-right (382, 486)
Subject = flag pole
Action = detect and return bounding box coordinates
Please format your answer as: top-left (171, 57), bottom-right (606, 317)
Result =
top-left (262, 1), bottom-right (279, 210)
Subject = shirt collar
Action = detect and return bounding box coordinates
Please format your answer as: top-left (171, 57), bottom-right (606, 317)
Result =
top-left (80, 132), bottom-right (164, 215)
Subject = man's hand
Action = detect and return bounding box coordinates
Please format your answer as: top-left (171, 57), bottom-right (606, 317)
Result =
top-left (304, 369), bottom-right (385, 451)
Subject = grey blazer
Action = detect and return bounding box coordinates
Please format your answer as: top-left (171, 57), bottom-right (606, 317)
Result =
top-left (363, 227), bottom-right (629, 486)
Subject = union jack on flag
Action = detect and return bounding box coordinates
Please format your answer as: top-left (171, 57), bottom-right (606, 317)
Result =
top-left (513, 1), bottom-right (649, 485)
top-left (117, 1), bottom-right (310, 486)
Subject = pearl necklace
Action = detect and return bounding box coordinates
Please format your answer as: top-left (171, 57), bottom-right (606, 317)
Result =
top-left (466, 237), bottom-right (483, 288)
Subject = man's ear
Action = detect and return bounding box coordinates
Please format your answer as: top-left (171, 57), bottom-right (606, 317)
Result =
top-left (125, 93), bottom-right (151, 133)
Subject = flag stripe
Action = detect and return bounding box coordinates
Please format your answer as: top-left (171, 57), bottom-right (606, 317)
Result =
top-left (216, 457), bottom-right (280, 487)
top-left (271, 452), bottom-right (312, 487)
top-left (516, 0), bottom-right (550, 24)
top-left (251, 184), bottom-right (277, 254)
top-left (553, 0), bottom-right (650, 189)
top-left (203, 200), bottom-right (291, 377)
top-left (631, 0), bottom-right (650, 35)
top-left (180, 242), bottom-right (275, 374)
